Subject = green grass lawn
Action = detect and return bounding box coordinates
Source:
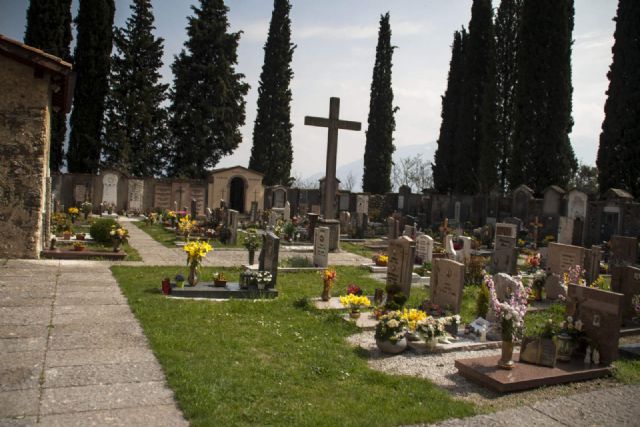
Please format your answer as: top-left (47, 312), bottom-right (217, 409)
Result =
top-left (112, 265), bottom-right (475, 426)
top-left (341, 242), bottom-right (376, 259)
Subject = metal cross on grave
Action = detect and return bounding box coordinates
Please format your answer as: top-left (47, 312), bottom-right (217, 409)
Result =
top-left (530, 216), bottom-right (544, 249)
top-left (305, 97), bottom-right (361, 219)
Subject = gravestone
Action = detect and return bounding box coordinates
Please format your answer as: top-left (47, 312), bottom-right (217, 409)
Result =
top-left (387, 217), bottom-right (399, 240)
top-left (430, 258), bottom-right (465, 314)
top-left (403, 224), bottom-right (416, 239)
top-left (519, 337), bottom-right (558, 368)
top-left (190, 198), bottom-right (197, 218)
top-left (356, 195), bottom-right (369, 215)
top-left (228, 209), bottom-right (239, 245)
top-left (74, 184), bottom-right (87, 205)
top-left (308, 213), bottom-right (319, 242)
top-left (386, 236), bottom-right (416, 298)
top-left (545, 242), bottom-right (586, 299)
top-left (250, 201), bottom-right (258, 223)
top-left (493, 273), bottom-right (519, 301)
top-left (609, 235), bottom-right (638, 267)
top-left (339, 211), bottom-right (351, 234)
top-left (358, 213), bottom-right (369, 239)
top-left (283, 201), bottom-right (291, 221)
top-left (567, 284), bottom-right (623, 365)
top-left (584, 245), bottom-right (602, 286)
top-left (459, 236), bottom-right (472, 264)
top-left (313, 226), bottom-right (330, 267)
top-left (444, 235), bottom-right (457, 260)
top-left (273, 189), bottom-right (286, 209)
top-left (268, 210), bottom-right (278, 229)
top-left (259, 231), bottom-right (280, 288)
top-left (127, 179), bottom-right (144, 211)
top-left (491, 248), bottom-right (517, 275)
top-left (415, 234), bottom-right (433, 264)
top-left (102, 173), bottom-right (118, 206)
top-left (495, 222), bottom-right (517, 240)
top-left (557, 217), bottom-right (574, 245)
top-left (339, 193), bottom-right (350, 211)
top-left (611, 265), bottom-right (640, 324)
top-left (495, 235), bottom-right (517, 250)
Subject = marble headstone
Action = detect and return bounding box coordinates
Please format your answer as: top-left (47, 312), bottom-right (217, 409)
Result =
top-left (313, 226), bottom-right (330, 268)
top-left (415, 234), bottom-right (433, 264)
top-left (259, 231), bottom-right (280, 288)
top-left (386, 236), bottom-right (415, 298)
top-left (101, 173), bottom-right (118, 206)
top-left (430, 258), bottom-right (465, 314)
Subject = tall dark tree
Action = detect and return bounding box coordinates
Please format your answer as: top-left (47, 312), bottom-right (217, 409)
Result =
top-left (510, 0), bottom-right (577, 192)
top-left (102, 0), bottom-right (169, 177)
top-left (168, 0), bottom-right (249, 178)
top-left (362, 12), bottom-right (396, 194)
top-left (454, 0), bottom-right (497, 194)
top-left (494, 0), bottom-right (522, 192)
top-left (249, 0), bottom-right (295, 186)
top-left (597, 0), bottom-right (640, 196)
top-left (66, 0), bottom-right (115, 173)
top-left (24, 0), bottom-right (72, 172)
top-left (433, 29), bottom-right (467, 194)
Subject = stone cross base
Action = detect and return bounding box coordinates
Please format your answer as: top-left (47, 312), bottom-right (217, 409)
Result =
top-left (319, 219), bottom-right (340, 252)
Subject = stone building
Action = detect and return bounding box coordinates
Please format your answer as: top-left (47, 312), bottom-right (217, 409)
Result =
top-left (0, 35), bottom-right (73, 259)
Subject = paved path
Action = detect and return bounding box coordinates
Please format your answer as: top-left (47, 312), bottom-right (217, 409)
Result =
top-left (0, 259), bottom-right (188, 426)
top-left (121, 217), bottom-right (371, 267)
top-left (427, 383), bottom-right (640, 426)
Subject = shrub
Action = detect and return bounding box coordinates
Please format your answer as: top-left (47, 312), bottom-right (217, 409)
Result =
top-left (90, 218), bottom-right (118, 244)
top-left (475, 281), bottom-right (490, 319)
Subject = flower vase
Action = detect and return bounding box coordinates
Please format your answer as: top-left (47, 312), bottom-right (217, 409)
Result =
top-left (556, 333), bottom-right (574, 362)
top-left (321, 280), bottom-right (331, 301)
top-left (376, 337), bottom-right (408, 354)
top-left (349, 310), bottom-right (361, 319)
top-left (497, 340), bottom-right (515, 369)
top-left (188, 265), bottom-right (198, 287)
top-left (113, 241), bottom-right (122, 252)
top-left (248, 249), bottom-right (255, 265)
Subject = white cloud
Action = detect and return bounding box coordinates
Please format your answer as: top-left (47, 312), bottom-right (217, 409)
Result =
top-left (293, 20), bottom-right (429, 41)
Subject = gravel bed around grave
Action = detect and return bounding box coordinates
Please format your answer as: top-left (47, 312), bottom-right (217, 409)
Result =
top-left (346, 331), bottom-right (620, 412)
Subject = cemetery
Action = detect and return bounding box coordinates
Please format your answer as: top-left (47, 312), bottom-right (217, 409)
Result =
top-left (2, 0), bottom-right (640, 425)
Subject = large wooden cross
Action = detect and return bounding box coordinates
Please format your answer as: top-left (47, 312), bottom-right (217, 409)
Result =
top-left (305, 97), bottom-right (361, 219)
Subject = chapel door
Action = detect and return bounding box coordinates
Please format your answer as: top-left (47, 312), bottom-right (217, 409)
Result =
top-left (229, 177), bottom-right (245, 213)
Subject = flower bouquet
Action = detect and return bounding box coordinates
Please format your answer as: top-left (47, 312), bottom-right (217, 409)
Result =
top-left (339, 294), bottom-right (371, 318)
top-left (346, 284), bottom-right (363, 296)
top-left (485, 273), bottom-right (530, 369)
top-left (68, 206), bottom-right (79, 223)
top-left (110, 225), bottom-right (129, 252)
top-left (175, 273), bottom-right (185, 289)
top-left (320, 269), bottom-right (336, 301)
top-left (243, 228), bottom-right (262, 264)
top-left (375, 310), bottom-right (409, 353)
top-left (256, 271), bottom-right (272, 290)
top-left (556, 315), bottom-right (585, 362)
top-left (178, 215), bottom-right (197, 241)
top-left (72, 241), bottom-right (85, 252)
top-left (80, 201), bottom-right (92, 219)
top-left (372, 254), bottom-right (388, 267)
top-left (183, 240), bottom-right (213, 286)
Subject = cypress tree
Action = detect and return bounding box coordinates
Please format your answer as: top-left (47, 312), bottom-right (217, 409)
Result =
top-left (248, 0), bottom-right (295, 186)
top-left (362, 12), bottom-right (396, 194)
top-left (66, 0), bottom-right (115, 173)
top-left (597, 0), bottom-right (640, 196)
top-left (494, 0), bottom-right (522, 192)
top-left (510, 0), bottom-right (577, 192)
top-left (168, 0), bottom-right (249, 179)
top-left (433, 29), bottom-right (467, 194)
top-left (24, 0), bottom-right (72, 172)
top-left (454, 0), bottom-right (497, 194)
top-left (102, 0), bottom-right (169, 177)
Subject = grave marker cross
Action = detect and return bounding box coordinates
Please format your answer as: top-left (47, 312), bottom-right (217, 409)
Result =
top-left (530, 216), bottom-right (544, 249)
top-left (439, 217), bottom-right (449, 242)
top-left (305, 97), bottom-right (361, 219)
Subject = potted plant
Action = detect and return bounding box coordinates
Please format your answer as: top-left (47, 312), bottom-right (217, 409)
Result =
top-left (243, 228), bottom-right (262, 265)
top-left (556, 316), bottom-right (584, 362)
top-left (213, 272), bottom-right (227, 287)
top-left (183, 240), bottom-right (213, 286)
top-left (62, 227), bottom-right (72, 241)
top-left (346, 284), bottom-right (363, 296)
top-left (81, 201), bottom-right (92, 220)
top-left (339, 293), bottom-right (371, 318)
top-left (256, 271), bottom-right (272, 290)
top-left (72, 241), bottom-right (85, 252)
top-left (485, 274), bottom-right (530, 369)
top-left (110, 225), bottom-right (129, 252)
top-left (372, 254), bottom-right (388, 267)
top-left (68, 207), bottom-right (79, 224)
top-left (374, 311), bottom-right (408, 354)
top-left (75, 232), bottom-right (86, 241)
top-left (415, 316), bottom-right (447, 350)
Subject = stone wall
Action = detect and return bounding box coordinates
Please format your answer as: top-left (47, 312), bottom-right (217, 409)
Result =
top-left (0, 55), bottom-right (51, 258)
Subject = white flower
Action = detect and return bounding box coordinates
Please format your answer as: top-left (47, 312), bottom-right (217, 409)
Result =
top-left (575, 320), bottom-right (583, 331)
top-left (387, 319), bottom-right (399, 329)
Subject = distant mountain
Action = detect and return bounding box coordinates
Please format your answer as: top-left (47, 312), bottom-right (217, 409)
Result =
top-left (306, 143), bottom-right (436, 192)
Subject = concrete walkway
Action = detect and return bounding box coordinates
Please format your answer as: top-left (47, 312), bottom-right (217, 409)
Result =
top-left (428, 383), bottom-right (640, 426)
top-left (0, 259), bottom-right (188, 426)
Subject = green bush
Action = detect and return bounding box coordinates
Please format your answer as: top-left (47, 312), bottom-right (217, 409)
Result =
top-left (90, 218), bottom-right (118, 244)
top-left (475, 281), bottom-right (490, 318)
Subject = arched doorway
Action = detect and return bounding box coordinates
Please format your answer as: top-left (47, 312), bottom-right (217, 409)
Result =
top-left (229, 177), bottom-right (245, 212)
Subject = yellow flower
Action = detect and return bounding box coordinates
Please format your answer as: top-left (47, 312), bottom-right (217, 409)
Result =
top-left (339, 294), bottom-right (371, 309)
top-left (400, 308), bottom-right (427, 331)
top-left (68, 207), bottom-right (79, 215)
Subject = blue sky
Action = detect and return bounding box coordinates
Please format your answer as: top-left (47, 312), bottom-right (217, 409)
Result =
top-left (1, 1), bottom-right (618, 181)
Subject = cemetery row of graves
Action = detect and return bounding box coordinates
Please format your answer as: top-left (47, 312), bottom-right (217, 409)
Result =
top-left (38, 202), bottom-right (640, 423)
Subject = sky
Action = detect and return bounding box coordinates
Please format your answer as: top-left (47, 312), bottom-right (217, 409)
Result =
top-left (0, 0), bottom-right (618, 184)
